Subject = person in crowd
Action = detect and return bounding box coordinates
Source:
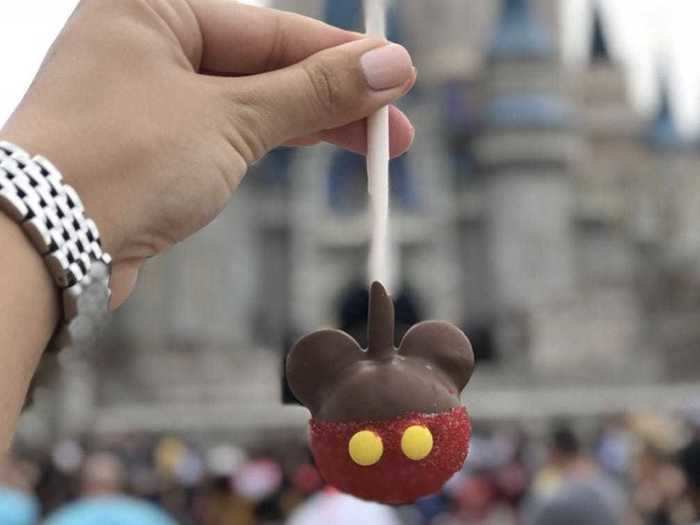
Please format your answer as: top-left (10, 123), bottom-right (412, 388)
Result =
top-left (44, 452), bottom-right (178, 525)
top-left (287, 486), bottom-right (403, 525)
top-left (526, 423), bottom-right (624, 525)
top-left (596, 416), bottom-right (633, 480)
top-left (629, 443), bottom-right (687, 525)
top-left (679, 438), bottom-right (700, 524)
top-left (196, 473), bottom-right (255, 525)
top-left (0, 456), bottom-right (40, 525)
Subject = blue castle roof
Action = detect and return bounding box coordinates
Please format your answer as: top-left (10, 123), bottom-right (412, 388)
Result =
top-left (647, 76), bottom-right (687, 150)
top-left (489, 0), bottom-right (553, 61)
top-left (483, 0), bottom-right (571, 130)
top-left (483, 94), bottom-right (573, 130)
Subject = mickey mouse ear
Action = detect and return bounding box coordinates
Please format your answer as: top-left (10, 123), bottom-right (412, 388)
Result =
top-left (398, 321), bottom-right (474, 392)
top-left (286, 329), bottom-right (363, 414)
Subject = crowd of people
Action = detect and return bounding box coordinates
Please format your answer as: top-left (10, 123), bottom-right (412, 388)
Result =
top-left (2, 410), bottom-right (700, 525)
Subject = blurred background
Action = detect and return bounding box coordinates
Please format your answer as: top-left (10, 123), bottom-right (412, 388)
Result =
top-left (3, 0), bottom-right (700, 523)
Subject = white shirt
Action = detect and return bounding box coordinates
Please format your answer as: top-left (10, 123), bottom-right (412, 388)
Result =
top-left (287, 490), bottom-right (402, 525)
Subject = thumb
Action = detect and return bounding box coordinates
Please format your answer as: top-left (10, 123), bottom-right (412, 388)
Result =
top-left (225, 39), bottom-right (415, 161)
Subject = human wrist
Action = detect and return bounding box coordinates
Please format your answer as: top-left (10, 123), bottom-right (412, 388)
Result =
top-left (2, 113), bottom-right (145, 308)
top-left (0, 211), bottom-right (58, 449)
top-left (1, 203), bottom-right (60, 304)
top-left (0, 134), bottom-right (114, 349)
top-left (0, 121), bottom-right (123, 262)
top-left (0, 211), bottom-right (58, 361)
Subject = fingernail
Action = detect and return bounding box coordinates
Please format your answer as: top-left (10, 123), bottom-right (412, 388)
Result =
top-left (361, 44), bottom-right (414, 91)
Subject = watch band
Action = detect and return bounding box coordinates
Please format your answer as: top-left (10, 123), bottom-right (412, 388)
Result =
top-left (0, 141), bottom-right (112, 357)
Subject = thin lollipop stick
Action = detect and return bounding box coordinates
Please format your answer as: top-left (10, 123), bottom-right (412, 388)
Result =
top-left (365, 0), bottom-right (392, 291)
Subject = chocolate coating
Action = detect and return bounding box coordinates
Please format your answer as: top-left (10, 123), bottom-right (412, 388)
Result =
top-left (286, 282), bottom-right (474, 422)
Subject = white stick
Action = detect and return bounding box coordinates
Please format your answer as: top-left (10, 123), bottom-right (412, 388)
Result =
top-left (365, 0), bottom-right (392, 291)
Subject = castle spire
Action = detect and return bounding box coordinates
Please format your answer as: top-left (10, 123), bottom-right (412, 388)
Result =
top-left (648, 73), bottom-right (685, 150)
top-left (590, 5), bottom-right (611, 63)
top-left (489, 0), bottom-right (552, 61)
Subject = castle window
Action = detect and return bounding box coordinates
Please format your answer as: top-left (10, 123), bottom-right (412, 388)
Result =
top-left (390, 154), bottom-right (418, 210)
top-left (442, 80), bottom-right (477, 186)
top-left (324, 0), bottom-right (402, 43)
top-left (328, 150), bottom-right (418, 213)
top-left (464, 321), bottom-right (498, 364)
top-left (258, 147), bottom-right (295, 186)
top-left (328, 150), bottom-right (367, 213)
top-left (324, 0), bottom-right (362, 31)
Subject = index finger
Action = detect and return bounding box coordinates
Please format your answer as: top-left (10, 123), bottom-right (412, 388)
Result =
top-left (188, 1), bottom-right (364, 75)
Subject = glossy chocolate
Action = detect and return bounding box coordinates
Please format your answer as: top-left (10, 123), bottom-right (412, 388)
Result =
top-left (286, 282), bottom-right (474, 422)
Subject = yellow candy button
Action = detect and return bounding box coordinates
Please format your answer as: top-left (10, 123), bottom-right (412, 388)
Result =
top-left (348, 430), bottom-right (383, 466)
top-left (401, 425), bottom-right (434, 461)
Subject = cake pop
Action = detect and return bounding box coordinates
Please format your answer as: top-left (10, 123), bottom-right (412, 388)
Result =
top-left (286, 282), bottom-right (474, 504)
top-left (285, 0), bottom-right (475, 504)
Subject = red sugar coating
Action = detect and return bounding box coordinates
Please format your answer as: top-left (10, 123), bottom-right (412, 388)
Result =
top-left (309, 407), bottom-right (470, 505)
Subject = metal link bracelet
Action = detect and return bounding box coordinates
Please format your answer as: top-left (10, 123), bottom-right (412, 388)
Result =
top-left (0, 140), bottom-right (112, 360)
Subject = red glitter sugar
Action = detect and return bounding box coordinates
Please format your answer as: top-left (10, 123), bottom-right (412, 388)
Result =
top-left (309, 406), bottom-right (471, 505)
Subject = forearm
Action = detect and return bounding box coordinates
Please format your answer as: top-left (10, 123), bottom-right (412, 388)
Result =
top-left (0, 212), bottom-right (58, 451)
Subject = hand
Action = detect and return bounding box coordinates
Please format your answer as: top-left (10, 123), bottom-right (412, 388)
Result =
top-left (1, 0), bottom-right (416, 307)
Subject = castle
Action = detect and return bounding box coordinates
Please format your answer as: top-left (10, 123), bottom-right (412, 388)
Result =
top-left (20, 0), bottom-right (700, 444)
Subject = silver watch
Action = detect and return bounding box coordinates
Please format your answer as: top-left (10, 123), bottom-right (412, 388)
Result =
top-left (0, 141), bottom-right (112, 357)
